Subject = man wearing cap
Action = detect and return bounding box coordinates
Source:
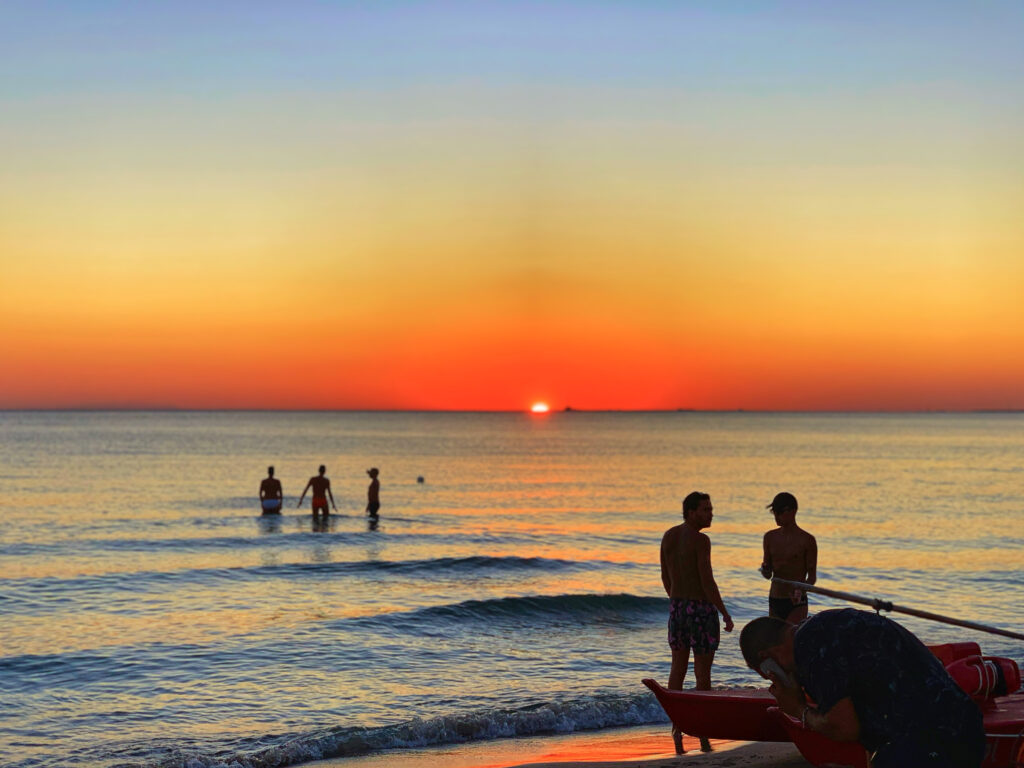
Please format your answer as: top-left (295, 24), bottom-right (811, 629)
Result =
top-left (759, 491), bottom-right (817, 623)
top-left (366, 468), bottom-right (380, 517)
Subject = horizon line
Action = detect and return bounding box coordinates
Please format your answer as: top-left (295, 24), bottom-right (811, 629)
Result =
top-left (2, 407), bottom-right (1022, 415)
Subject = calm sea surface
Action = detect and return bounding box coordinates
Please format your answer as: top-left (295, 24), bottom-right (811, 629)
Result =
top-left (1, 412), bottom-right (1022, 768)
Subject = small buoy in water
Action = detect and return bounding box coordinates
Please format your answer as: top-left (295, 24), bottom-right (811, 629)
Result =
top-left (416, 476), bottom-right (424, 484)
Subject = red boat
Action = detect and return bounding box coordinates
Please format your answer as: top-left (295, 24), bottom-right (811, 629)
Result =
top-left (644, 642), bottom-right (1024, 767)
top-left (641, 679), bottom-right (789, 742)
top-left (638, 679), bottom-right (790, 745)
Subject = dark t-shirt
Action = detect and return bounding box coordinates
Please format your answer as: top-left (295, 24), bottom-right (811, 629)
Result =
top-left (794, 609), bottom-right (984, 764)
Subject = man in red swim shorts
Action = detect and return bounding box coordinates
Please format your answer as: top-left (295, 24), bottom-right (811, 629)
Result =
top-left (297, 465), bottom-right (336, 522)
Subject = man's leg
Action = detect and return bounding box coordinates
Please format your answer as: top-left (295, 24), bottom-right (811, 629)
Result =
top-left (693, 651), bottom-right (716, 751)
top-left (668, 647), bottom-right (690, 754)
top-left (668, 647), bottom-right (690, 691)
top-left (693, 650), bottom-right (715, 690)
top-left (787, 603), bottom-right (808, 624)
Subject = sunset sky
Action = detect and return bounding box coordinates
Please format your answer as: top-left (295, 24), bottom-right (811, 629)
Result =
top-left (2, 2), bottom-right (1022, 410)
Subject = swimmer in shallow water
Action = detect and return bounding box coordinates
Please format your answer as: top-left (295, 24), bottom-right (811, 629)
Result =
top-left (298, 465), bottom-right (336, 521)
top-left (366, 467), bottom-right (380, 518)
top-left (259, 466), bottom-right (283, 514)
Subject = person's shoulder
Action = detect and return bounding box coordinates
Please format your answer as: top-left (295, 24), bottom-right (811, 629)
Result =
top-left (661, 523), bottom-right (683, 540)
top-left (795, 609), bottom-right (843, 643)
top-left (805, 608), bottom-right (864, 633)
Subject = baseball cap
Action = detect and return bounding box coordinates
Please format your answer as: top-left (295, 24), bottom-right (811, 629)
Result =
top-left (767, 492), bottom-right (798, 512)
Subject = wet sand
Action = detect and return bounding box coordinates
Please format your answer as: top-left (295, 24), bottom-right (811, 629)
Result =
top-left (309, 725), bottom-right (809, 768)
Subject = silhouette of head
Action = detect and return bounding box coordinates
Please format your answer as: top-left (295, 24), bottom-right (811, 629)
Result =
top-left (682, 491), bottom-right (710, 520)
top-left (767, 492), bottom-right (798, 515)
top-left (740, 616), bottom-right (790, 670)
top-left (267, 466), bottom-right (274, 476)
top-left (367, 467), bottom-right (379, 477)
top-left (318, 465), bottom-right (326, 475)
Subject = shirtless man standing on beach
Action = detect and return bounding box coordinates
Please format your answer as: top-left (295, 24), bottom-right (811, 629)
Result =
top-left (759, 491), bottom-right (817, 624)
top-left (297, 465), bottom-right (337, 520)
top-left (660, 491), bottom-right (734, 753)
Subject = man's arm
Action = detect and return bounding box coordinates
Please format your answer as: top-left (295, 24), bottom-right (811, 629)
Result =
top-left (326, 480), bottom-right (337, 510)
top-left (297, 479), bottom-right (311, 507)
top-left (802, 698), bottom-right (858, 742)
top-left (767, 666), bottom-right (858, 743)
top-left (696, 535), bottom-right (733, 631)
top-left (760, 532), bottom-right (773, 579)
top-left (805, 535), bottom-right (818, 585)
top-left (659, 532), bottom-right (672, 597)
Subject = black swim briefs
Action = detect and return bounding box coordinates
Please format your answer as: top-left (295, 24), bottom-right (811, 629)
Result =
top-left (769, 596), bottom-right (809, 622)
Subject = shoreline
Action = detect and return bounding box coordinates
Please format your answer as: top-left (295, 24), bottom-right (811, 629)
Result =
top-left (308, 725), bottom-right (809, 768)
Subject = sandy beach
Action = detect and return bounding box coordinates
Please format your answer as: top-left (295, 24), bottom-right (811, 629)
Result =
top-left (309, 725), bottom-right (809, 768)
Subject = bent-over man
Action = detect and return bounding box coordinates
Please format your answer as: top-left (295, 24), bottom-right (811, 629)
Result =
top-left (740, 609), bottom-right (985, 768)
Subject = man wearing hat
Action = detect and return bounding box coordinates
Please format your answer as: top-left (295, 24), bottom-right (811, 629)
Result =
top-left (759, 492), bottom-right (817, 623)
top-left (366, 467), bottom-right (381, 518)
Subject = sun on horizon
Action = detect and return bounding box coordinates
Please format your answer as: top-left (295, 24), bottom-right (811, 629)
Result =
top-left (530, 402), bottom-right (550, 414)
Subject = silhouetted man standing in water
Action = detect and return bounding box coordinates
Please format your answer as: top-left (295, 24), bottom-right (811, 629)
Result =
top-left (366, 467), bottom-right (380, 518)
top-left (259, 466), bottom-right (283, 514)
top-left (297, 465), bottom-right (336, 521)
top-left (660, 491), bottom-right (734, 753)
top-left (759, 491), bottom-right (817, 624)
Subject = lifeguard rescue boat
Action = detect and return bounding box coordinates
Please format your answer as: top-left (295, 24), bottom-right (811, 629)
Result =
top-left (643, 641), bottom-right (1024, 768)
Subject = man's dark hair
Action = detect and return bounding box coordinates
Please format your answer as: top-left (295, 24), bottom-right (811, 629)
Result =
top-left (318, 465), bottom-right (326, 474)
top-left (739, 616), bottom-right (790, 670)
top-left (768, 491), bottom-right (798, 513)
top-left (682, 491), bottom-right (710, 520)
top-left (268, 466), bottom-right (274, 475)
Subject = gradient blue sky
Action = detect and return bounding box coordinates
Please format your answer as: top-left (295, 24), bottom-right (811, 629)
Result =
top-left (2, 2), bottom-right (1022, 410)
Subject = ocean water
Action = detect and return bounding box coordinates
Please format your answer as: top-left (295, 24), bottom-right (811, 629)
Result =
top-left (1, 411), bottom-right (1021, 768)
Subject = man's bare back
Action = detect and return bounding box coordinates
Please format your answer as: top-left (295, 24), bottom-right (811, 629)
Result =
top-left (307, 476), bottom-right (330, 497)
top-left (660, 524), bottom-right (709, 601)
top-left (297, 465), bottom-right (336, 516)
top-left (260, 477), bottom-right (282, 500)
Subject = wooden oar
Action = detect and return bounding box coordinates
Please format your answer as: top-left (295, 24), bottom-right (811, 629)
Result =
top-left (772, 578), bottom-right (1024, 642)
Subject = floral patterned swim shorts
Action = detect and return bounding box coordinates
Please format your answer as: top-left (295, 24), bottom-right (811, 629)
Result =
top-left (668, 598), bottom-right (720, 654)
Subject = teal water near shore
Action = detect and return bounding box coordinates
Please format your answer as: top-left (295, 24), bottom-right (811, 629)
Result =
top-left (1, 412), bottom-right (1022, 767)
